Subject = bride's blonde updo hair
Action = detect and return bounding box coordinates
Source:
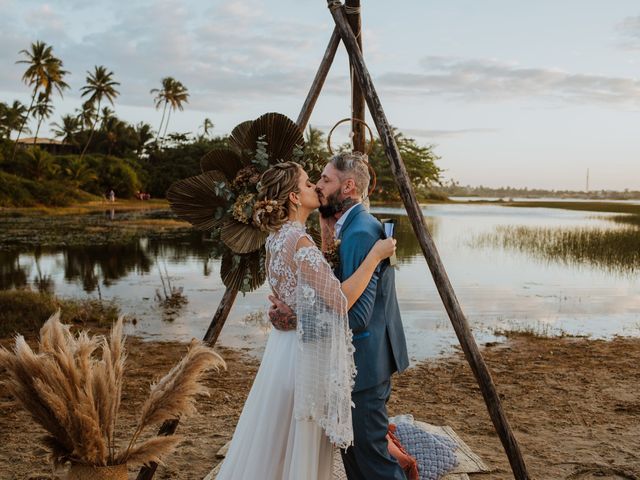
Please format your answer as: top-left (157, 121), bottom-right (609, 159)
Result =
top-left (253, 161), bottom-right (302, 232)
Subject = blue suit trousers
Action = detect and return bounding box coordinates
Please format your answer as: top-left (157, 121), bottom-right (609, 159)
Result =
top-left (340, 380), bottom-right (407, 480)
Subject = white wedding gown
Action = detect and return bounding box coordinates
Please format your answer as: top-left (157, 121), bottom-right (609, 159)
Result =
top-left (211, 221), bottom-right (355, 480)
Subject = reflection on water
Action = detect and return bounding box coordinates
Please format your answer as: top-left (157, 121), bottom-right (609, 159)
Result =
top-left (1, 204), bottom-right (639, 362)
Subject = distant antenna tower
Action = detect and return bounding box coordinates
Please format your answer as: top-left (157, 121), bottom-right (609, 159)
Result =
top-left (586, 168), bottom-right (590, 193)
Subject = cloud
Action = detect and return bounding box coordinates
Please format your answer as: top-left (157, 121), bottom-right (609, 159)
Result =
top-left (0, 0), bottom-right (337, 113)
top-left (616, 15), bottom-right (640, 49)
top-left (400, 127), bottom-right (500, 139)
top-left (377, 56), bottom-right (640, 107)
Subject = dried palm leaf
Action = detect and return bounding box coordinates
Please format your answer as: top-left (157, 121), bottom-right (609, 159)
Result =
top-left (245, 112), bottom-right (304, 164)
top-left (200, 149), bottom-right (244, 181)
top-left (220, 219), bottom-right (269, 254)
top-left (167, 171), bottom-right (229, 231)
top-left (220, 248), bottom-right (265, 292)
top-left (229, 120), bottom-right (254, 155)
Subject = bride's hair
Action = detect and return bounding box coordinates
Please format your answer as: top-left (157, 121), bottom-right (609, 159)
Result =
top-left (253, 161), bottom-right (301, 232)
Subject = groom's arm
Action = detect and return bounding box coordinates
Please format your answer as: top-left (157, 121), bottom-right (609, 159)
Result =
top-left (341, 229), bottom-right (381, 333)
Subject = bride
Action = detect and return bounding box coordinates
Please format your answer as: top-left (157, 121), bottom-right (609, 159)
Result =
top-left (211, 161), bottom-right (395, 480)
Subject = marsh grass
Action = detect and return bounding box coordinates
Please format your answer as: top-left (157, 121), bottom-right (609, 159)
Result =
top-left (474, 224), bottom-right (640, 274)
top-left (607, 214), bottom-right (640, 228)
top-left (0, 289), bottom-right (119, 337)
top-left (503, 201), bottom-right (640, 215)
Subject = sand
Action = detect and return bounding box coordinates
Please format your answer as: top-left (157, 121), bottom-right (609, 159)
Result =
top-left (1, 333), bottom-right (639, 480)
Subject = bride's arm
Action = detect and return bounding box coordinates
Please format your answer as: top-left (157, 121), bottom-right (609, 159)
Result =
top-left (295, 236), bottom-right (395, 310)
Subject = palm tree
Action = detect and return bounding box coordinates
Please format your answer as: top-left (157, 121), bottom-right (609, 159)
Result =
top-left (51, 114), bottom-right (80, 146)
top-left (150, 77), bottom-right (173, 144)
top-left (100, 106), bottom-right (115, 126)
top-left (163, 79), bottom-right (189, 139)
top-left (133, 122), bottom-right (154, 158)
top-left (64, 156), bottom-right (98, 189)
top-left (79, 65), bottom-right (120, 159)
top-left (32, 93), bottom-right (54, 144)
top-left (200, 117), bottom-right (214, 138)
top-left (13, 41), bottom-right (69, 159)
top-left (4, 101), bottom-right (30, 140)
top-left (24, 147), bottom-right (58, 180)
top-left (150, 77), bottom-right (189, 144)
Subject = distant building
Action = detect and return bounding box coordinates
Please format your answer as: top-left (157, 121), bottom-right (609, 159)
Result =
top-left (16, 137), bottom-right (75, 155)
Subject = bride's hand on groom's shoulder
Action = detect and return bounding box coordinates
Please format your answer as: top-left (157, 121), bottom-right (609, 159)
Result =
top-left (268, 295), bottom-right (297, 331)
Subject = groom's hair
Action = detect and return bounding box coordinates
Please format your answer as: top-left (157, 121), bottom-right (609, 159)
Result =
top-left (329, 151), bottom-right (370, 198)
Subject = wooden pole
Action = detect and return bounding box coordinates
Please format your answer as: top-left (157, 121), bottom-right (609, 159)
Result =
top-left (345, 0), bottom-right (366, 153)
top-left (327, 3), bottom-right (530, 479)
top-left (136, 287), bottom-right (238, 480)
top-left (297, 27), bottom-right (341, 131)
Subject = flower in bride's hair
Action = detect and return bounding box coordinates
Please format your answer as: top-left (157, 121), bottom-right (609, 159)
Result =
top-left (232, 193), bottom-right (255, 224)
top-left (252, 199), bottom-right (283, 229)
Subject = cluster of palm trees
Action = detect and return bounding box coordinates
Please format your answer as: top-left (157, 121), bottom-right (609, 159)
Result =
top-left (1, 40), bottom-right (200, 162)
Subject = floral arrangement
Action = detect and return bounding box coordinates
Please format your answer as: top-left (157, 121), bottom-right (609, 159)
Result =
top-left (0, 312), bottom-right (224, 472)
top-left (167, 113), bottom-right (323, 293)
top-left (324, 238), bottom-right (342, 271)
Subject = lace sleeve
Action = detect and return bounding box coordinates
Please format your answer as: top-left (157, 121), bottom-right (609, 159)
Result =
top-left (293, 244), bottom-right (356, 448)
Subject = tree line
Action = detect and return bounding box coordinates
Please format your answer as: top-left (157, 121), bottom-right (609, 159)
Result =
top-left (0, 40), bottom-right (442, 207)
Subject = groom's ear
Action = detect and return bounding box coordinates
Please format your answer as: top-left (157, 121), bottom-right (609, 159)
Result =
top-left (343, 178), bottom-right (356, 195)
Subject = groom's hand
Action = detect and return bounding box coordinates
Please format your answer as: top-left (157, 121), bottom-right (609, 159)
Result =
top-left (268, 295), bottom-right (297, 331)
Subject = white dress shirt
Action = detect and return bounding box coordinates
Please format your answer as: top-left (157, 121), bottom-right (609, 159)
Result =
top-left (334, 202), bottom-right (360, 239)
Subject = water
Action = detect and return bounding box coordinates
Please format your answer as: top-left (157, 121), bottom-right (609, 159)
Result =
top-left (2, 203), bottom-right (639, 362)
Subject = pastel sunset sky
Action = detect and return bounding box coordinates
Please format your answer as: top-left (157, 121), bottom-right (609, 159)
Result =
top-left (2, 1), bottom-right (640, 190)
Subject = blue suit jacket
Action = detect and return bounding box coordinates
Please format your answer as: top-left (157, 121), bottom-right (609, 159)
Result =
top-left (337, 204), bottom-right (409, 392)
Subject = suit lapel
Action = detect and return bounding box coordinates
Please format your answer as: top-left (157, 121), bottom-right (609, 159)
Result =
top-left (338, 203), bottom-right (365, 240)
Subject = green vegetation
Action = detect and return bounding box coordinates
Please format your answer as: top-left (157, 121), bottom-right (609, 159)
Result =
top-left (474, 224), bottom-right (640, 274)
top-left (0, 289), bottom-right (119, 337)
top-left (305, 126), bottom-right (443, 202)
top-left (1, 40), bottom-right (443, 207)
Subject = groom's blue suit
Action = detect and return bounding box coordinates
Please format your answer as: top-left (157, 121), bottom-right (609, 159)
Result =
top-left (336, 203), bottom-right (410, 480)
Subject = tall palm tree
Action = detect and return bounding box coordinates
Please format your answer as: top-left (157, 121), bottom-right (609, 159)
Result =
top-left (13, 41), bottom-right (69, 159)
top-left (150, 77), bottom-right (173, 144)
top-left (150, 77), bottom-right (189, 144)
top-left (51, 114), bottom-right (80, 146)
top-left (32, 93), bottom-right (54, 144)
top-left (162, 79), bottom-right (189, 139)
top-left (79, 65), bottom-right (120, 159)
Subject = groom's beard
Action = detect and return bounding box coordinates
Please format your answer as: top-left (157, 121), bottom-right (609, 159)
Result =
top-left (318, 191), bottom-right (356, 219)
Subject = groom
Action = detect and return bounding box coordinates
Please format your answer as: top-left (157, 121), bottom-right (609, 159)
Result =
top-left (269, 152), bottom-right (410, 480)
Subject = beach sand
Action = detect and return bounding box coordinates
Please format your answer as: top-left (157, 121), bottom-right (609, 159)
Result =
top-left (1, 333), bottom-right (639, 480)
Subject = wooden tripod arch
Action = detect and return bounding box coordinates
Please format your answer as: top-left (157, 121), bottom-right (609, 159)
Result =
top-left (137, 2), bottom-right (530, 479)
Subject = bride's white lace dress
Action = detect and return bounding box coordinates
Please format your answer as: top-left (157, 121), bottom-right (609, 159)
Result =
top-left (211, 221), bottom-right (356, 480)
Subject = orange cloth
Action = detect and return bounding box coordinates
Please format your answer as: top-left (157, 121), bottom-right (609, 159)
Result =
top-left (387, 424), bottom-right (419, 480)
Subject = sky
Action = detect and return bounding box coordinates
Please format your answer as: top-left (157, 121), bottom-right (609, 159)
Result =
top-left (2, 0), bottom-right (640, 191)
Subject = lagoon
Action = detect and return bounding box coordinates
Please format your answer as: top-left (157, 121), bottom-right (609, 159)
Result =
top-left (1, 202), bottom-right (639, 362)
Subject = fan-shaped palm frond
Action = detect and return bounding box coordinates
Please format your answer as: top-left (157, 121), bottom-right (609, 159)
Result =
top-left (200, 149), bottom-right (244, 181)
top-left (220, 219), bottom-right (269, 255)
top-left (220, 248), bottom-right (265, 292)
top-left (167, 171), bottom-right (230, 231)
top-left (245, 112), bottom-right (305, 164)
top-left (228, 120), bottom-right (254, 156)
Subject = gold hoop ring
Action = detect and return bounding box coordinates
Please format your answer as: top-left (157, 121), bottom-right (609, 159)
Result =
top-left (326, 117), bottom-right (374, 156)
